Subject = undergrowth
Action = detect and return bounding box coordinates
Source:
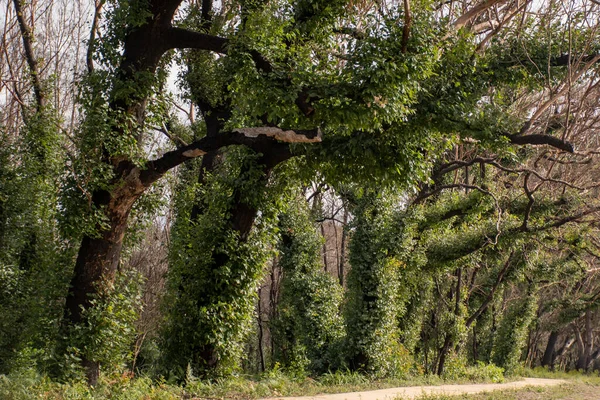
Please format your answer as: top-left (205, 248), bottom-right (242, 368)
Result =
top-left (0, 367), bottom-right (596, 400)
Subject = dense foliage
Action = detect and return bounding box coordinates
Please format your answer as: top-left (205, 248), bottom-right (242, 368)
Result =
top-left (1, 0), bottom-right (600, 396)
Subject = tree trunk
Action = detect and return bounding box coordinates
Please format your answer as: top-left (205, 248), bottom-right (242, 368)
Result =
top-left (338, 207), bottom-right (348, 286)
top-left (437, 267), bottom-right (462, 376)
top-left (541, 331), bottom-right (559, 369)
top-left (575, 311), bottom-right (593, 371)
top-left (257, 286), bottom-right (266, 372)
top-left (437, 334), bottom-right (452, 376)
top-left (320, 223), bottom-right (329, 272)
top-left (64, 165), bottom-right (148, 382)
top-left (171, 143), bottom-right (290, 374)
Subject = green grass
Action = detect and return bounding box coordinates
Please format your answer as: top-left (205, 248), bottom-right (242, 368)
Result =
top-left (0, 368), bottom-right (598, 400)
top-left (412, 371), bottom-right (600, 400)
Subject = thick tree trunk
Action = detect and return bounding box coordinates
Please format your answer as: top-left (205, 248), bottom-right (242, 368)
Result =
top-left (541, 330), bottom-right (559, 369)
top-left (64, 165), bottom-right (147, 383)
top-left (182, 143), bottom-right (289, 373)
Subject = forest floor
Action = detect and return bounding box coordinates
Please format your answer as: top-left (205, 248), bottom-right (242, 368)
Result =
top-left (261, 377), bottom-right (599, 400)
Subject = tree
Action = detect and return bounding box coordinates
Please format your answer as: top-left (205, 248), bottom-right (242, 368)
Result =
top-left (2, 0), bottom-right (597, 383)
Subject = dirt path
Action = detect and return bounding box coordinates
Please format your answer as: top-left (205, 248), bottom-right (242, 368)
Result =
top-left (262, 378), bottom-right (568, 400)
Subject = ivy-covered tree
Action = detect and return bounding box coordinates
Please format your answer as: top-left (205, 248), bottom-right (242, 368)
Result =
top-left (2, 0), bottom-right (597, 383)
top-left (272, 195), bottom-right (344, 374)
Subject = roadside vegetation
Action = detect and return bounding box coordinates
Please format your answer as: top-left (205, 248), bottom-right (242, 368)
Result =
top-left (0, 367), bottom-right (598, 399)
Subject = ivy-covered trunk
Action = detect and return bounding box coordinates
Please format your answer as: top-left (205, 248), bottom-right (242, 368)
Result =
top-left (64, 171), bottom-right (147, 383)
top-left (344, 191), bottom-right (408, 377)
top-left (272, 198), bottom-right (345, 374)
top-left (161, 146), bottom-right (288, 378)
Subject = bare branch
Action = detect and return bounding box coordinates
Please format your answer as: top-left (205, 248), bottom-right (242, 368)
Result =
top-left (87, 0), bottom-right (105, 74)
top-left (451, 0), bottom-right (509, 32)
top-left (12, 0), bottom-right (44, 110)
top-left (509, 133), bottom-right (574, 153)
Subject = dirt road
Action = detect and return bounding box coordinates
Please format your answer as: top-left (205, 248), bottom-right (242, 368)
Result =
top-left (263, 377), bottom-right (568, 400)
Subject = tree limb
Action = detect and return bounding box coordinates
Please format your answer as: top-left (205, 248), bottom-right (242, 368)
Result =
top-left (87, 0), bottom-right (105, 74)
top-left (12, 0), bottom-right (44, 111)
top-left (508, 134), bottom-right (574, 153)
top-left (164, 27), bottom-right (229, 54)
top-left (465, 250), bottom-right (514, 327)
top-left (141, 126), bottom-right (319, 185)
top-left (450, 0), bottom-right (509, 33)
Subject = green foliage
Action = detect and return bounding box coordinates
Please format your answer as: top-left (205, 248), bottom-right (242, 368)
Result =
top-left (345, 190), bottom-right (418, 377)
top-left (272, 197), bottom-right (345, 374)
top-left (492, 291), bottom-right (538, 373)
top-left (65, 270), bottom-right (143, 377)
top-left (442, 356), bottom-right (504, 384)
top-left (0, 105), bottom-right (72, 374)
top-left (161, 147), bottom-right (281, 379)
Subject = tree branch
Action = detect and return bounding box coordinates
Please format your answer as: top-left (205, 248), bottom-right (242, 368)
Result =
top-left (140, 126), bottom-right (319, 186)
top-left (450, 0), bottom-right (509, 33)
top-left (508, 133), bottom-right (574, 152)
top-left (12, 0), bottom-right (44, 111)
top-left (87, 0), bottom-right (105, 74)
top-left (333, 27), bottom-right (366, 40)
top-left (164, 27), bottom-right (229, 54)
top-left (465, 250), bottom-right (514, 327)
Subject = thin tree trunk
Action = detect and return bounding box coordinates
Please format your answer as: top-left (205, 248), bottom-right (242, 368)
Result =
top-left (575, 311), bottom-right (593, 371)
top-left (320, 223), bottom-right (329, 272)
top-left (338, 207), bottom-right (348, 286)
top-left (257, 286), bottom-right (266, 372)
top-left (269, 258), bottom-right (279, 366)
top-left (472, 324), bottom-right (478, 361)
top-left (437, 334), bottom-right (453, 375)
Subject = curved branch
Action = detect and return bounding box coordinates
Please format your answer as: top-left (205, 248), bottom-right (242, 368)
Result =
top-left (141, 126), bottom-right (319, 185)
top-left (87, 0), bottom-right (105, 73)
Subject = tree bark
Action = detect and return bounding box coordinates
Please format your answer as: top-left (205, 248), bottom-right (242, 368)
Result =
top-left (257, 286), bottom-right (266, 372)
top-left (541, 330), bottom-right (559, 369)
top-left (575, 311), bottom-right (593, 371)
top-left (338, 207), bottom-right (348, 286)
top-left (12, 0), bottom-right (44, 111)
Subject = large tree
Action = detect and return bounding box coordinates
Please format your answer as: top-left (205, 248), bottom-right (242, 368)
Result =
top-left (1, 0), bottom-right (591, 383)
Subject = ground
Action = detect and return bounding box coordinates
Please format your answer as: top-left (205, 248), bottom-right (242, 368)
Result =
top-left (261, 377), bottom-right (600, 400)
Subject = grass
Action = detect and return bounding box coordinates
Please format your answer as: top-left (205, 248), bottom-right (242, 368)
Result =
top-left (412, 371), bottom-right (600, 400)
top-left (0, 368), bottom-right (598, 400)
